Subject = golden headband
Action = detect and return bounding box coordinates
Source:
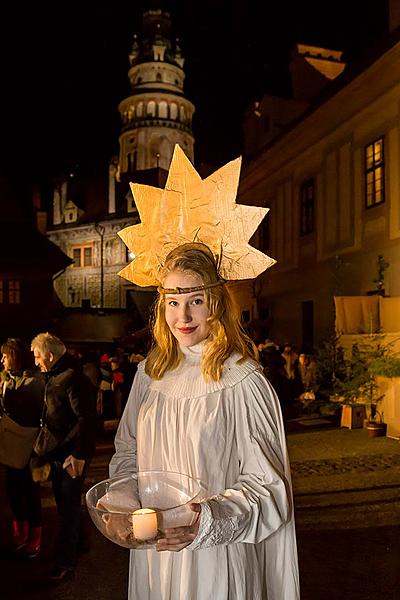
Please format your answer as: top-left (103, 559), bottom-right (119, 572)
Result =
top-left (118, 145), bottom-right (276, 287)
top-left (157, 279), bottom-right (227, 295)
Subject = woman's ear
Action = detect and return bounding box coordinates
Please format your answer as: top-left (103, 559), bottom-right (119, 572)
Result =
top-left (49, 352), bottom-right (54, 363)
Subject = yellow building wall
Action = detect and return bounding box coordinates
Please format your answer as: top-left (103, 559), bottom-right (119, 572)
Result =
top-left (238, 41), bottom-right (400, 349)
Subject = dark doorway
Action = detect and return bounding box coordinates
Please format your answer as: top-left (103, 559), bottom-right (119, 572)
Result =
top-left (301, 300), bottom-right (314, 353)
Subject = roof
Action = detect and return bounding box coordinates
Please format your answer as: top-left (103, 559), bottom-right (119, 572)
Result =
top-left (245, 25), bottom-right (400, 164)
top-left (48, 167), bottom-right (169, 230)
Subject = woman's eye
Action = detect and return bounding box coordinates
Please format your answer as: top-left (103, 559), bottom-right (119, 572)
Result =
top-left (193, 298), bottom-right (203, 305)
top-left (168, 300), bottom-right (178, 307)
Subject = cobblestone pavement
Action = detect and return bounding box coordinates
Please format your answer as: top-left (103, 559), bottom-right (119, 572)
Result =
top-left (291, 453), bottom-right (400, 477)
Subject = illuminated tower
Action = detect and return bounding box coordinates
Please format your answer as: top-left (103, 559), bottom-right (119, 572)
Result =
top-left (118, 8), bottom-right (195, 174)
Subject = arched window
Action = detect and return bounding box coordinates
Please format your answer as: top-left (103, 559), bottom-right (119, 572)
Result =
top-left (156, 72), bottom-right (162, 82)
top-left (147, 101), bottom-right (156, 117)
top-left (159, 101), bottom-right (168, 118)
top-left (136, 102), bottom-right (143, 117)
top-left (128, 151), bottom-right (137, 171)
top-left (180, 105), bottom-right (185, 121)
top-left (170, 103), bottom-right (178, 120)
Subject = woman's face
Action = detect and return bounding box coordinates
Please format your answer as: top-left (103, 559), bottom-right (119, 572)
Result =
top-left (1, 352), bottom-right (12, 372)
top-left (163, 270), bottom-right (210, 347)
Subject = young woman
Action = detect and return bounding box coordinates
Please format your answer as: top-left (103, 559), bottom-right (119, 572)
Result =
top-left (109, 243), bottom-right (299, 599)
top-left (1, 338), bottom-right (44, 557)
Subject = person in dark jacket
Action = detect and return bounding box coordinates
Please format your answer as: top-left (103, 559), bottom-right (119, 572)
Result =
top-left (0, 338), bottom-right (44, 557)
top-left (30, 332), bottom-right (97, 583)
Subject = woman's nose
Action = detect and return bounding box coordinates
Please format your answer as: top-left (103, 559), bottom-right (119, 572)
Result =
top-left (178, 304), bottom-right (192, 322)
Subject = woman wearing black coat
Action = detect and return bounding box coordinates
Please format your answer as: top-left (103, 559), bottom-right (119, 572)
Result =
top-left (1, 338), bottom-right (44, 557)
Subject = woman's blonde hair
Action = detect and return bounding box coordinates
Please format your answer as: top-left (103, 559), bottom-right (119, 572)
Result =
top-left (145, 243), bottom-right (258, 381)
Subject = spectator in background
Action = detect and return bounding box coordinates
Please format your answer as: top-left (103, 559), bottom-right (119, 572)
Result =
top-left (298, 354), bottom-right (314, 390)
top-left (0, 338), bottom-right (44, 558)
top-left (281, 343), bottom-right (297, 380)
top-left (280, 343), bottom-right (303, 414)
top-left (260, 344), bottom-right (287, 409)
top-left (297, 353), bottom-right (318, 406)
top-left (110, 356), bottom-right (124, 418)
top-left (30, 333), bottom-right (97, 583)
top-left (97, 353), bottom-right (113, 419)
top-left (109, 355), bottom-right (137, 417)
top-left (81, 351), bottom-right (103, 418)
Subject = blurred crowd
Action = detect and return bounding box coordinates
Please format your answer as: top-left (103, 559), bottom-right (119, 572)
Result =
top-left (69, 347), bottom-right (146, 422)
top-left (257, 339), bottom-right (318, 417)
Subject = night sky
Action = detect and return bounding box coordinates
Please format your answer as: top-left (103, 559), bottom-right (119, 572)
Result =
top-left (0, 0), bottom-right (389, 204)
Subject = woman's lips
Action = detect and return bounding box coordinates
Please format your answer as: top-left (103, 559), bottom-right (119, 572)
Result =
top-left (177, 327), bottom-right (197, 334)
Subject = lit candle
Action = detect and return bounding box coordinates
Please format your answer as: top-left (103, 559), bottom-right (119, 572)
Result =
top-left (131, 508), bottom-right (158, 541)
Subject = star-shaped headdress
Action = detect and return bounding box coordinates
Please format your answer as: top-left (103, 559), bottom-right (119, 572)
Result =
top-left (118, 145), bottom-right (275, 287)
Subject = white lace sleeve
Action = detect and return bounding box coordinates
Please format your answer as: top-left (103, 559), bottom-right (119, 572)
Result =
top-left (187, 496), bottom-right (243, 550)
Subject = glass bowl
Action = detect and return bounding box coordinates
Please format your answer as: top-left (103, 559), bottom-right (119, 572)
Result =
top-left (86, 471), bottom-right (201, 549)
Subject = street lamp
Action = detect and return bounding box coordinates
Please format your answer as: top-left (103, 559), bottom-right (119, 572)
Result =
top-left (95, 223), bottom-right (105, 309)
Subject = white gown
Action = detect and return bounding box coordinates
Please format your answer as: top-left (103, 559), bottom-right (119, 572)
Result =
top-left (109, 343), bottom-right (299, 599)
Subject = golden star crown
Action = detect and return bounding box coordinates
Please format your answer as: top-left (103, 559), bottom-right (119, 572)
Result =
top-left (118, 145), bottom-right (276, 287)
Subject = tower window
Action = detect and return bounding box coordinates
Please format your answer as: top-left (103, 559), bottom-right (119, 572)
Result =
top-left (65, 210), bottom-right (77, 223)
top-left (147, 101), bottom-right (156, 117)
top-left (128, 151), bottom-right (137, 171)
top-left (159, 101), bottom-right (168, 118)
top-left (365, 137), bottom-right (385, 208)
top-left (300, 178), bottom-right (315, 236)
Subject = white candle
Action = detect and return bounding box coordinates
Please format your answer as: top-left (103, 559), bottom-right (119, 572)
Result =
top-left (131, 508), bottom-right (158, 541)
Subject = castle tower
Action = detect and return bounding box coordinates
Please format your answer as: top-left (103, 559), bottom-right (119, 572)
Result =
top-left (118, 8), bottom-right (195, 174)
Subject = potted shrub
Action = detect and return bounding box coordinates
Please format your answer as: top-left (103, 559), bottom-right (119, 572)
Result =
top-left (342, 336), bottom-right (400, 437)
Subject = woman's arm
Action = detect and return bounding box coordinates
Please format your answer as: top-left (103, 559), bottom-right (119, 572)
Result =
top-left (188, 370), bottom-right (294, 549)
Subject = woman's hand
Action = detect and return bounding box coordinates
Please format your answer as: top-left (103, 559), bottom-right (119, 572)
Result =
top-left (156, 503), bottom-right (201, 552)
top-left (63, 455), bottom-right (85, 478)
